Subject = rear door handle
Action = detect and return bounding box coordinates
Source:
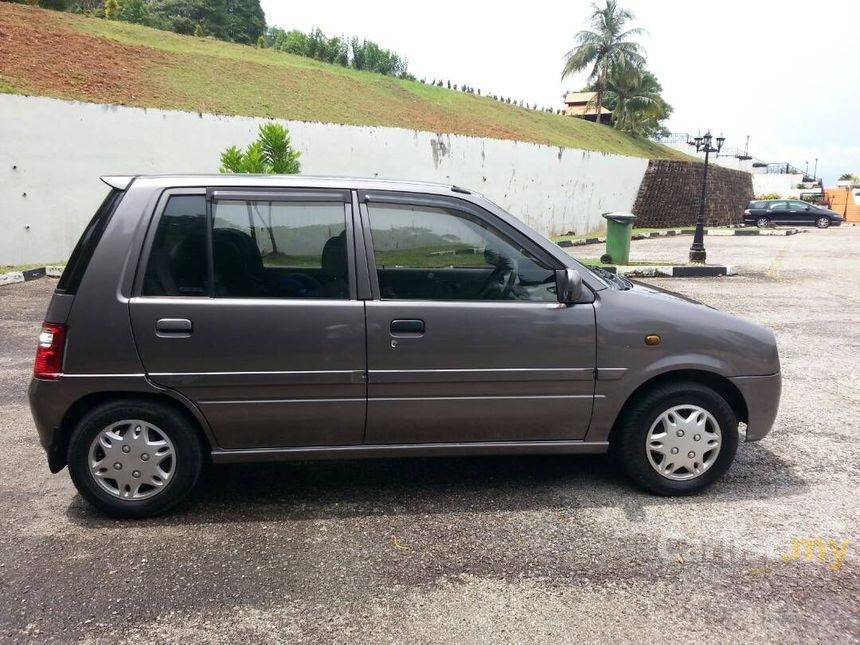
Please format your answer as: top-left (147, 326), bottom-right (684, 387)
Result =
top-left (155, 318), bottom-right (193, 337)
top-left (390, 319), bottom-right (425, 336)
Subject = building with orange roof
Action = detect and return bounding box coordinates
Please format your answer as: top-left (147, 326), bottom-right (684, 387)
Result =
top-left (563, 91), bottom-right (612, 125)
top-left (824, 183), bottom-right (860, 222)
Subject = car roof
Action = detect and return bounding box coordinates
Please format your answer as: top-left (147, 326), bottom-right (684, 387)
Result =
top-left (103, 174), bottom-right (475, 197)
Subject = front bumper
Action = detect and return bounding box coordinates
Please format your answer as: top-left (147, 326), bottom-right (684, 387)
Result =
top-left (729, 372), bottom-right (782, 441)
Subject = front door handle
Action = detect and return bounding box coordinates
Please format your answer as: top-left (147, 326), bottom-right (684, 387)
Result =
top-left (390, 319), bottom-right (425, 336)
top-left (155, 318), bottom-right (193, 337)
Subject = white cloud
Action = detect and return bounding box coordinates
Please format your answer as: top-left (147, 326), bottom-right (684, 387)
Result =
top-left (260, 0), bottom-right (859, 184)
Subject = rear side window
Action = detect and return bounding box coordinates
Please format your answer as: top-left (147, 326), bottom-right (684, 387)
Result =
top-left (211, 199), bottom-right (348, 299)
top-left (142, 195), bottom-right (208, 297)
top-left (749, 201), bottom-right (766, 209)
top-left (141, 194), bottom-right (351, 299)
top-left (56, 189), bottom-right (123, 294)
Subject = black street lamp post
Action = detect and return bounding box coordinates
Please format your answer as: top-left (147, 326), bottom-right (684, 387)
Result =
top-left (687, 131), bottom-right (725, 264)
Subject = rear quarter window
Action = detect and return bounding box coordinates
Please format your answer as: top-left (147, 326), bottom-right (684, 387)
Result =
top-left (56, 189), bottom-right (124, 294)
top-left (749, 201), bottom-right (767, 209)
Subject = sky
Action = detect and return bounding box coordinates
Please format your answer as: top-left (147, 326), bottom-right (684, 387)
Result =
top-left (260, 0), bottom-right (859, 185)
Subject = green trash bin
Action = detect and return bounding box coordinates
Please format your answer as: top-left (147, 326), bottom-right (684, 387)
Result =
top-left (600, 212), bottom-right (637, 265)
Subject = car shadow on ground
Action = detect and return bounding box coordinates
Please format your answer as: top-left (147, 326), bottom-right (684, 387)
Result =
top-left (64, 443), bottom-right (807, 527)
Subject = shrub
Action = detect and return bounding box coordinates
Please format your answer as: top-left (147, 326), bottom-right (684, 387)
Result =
top-left (756, 193), bottom-right (781, 200)
top-left (103, 0), bottom-right (118, 19)
top-left (219, 123), bottom-right (301, 174)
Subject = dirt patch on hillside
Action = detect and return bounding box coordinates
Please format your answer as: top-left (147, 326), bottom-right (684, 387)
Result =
top-left (0, 4), bottom-right (166, 103)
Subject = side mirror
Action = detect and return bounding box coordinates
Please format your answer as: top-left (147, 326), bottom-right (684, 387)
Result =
top-left (555, 268), bottom-right (582, 304)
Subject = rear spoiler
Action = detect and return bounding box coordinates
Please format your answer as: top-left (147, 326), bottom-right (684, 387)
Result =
top-left (100, 175), bottom-right (135, 190)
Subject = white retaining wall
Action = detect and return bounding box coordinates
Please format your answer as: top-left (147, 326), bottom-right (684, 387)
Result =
top-left (0, 94), bottom-right (649, 264)
top-left (751, 173), bottom-right (805, 198)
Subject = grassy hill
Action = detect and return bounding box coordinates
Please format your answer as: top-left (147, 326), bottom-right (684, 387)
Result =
top-left (0, 3), bottom-right (689, 160)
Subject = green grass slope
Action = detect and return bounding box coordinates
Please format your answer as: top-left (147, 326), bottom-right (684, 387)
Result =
top-left (0, 3), bottom-right (690, 160)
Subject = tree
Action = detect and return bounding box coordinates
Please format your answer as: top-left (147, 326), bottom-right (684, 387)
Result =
top-left (596, 66), bottom-right (671, 137)
top-left (562, 0), bottom-right (645, 123)
top-left (224, 0), bottom-right (266, 46)
top-left (220, 122), bottom-right (301, 174)
top-left (117, 0), bottom-right (151, 25)
top-left (838, 173), bottom-right (858, 182)
top-left (149, 0), bottom-right (265, 44)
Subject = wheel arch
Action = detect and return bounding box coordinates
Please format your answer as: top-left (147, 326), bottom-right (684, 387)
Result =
top-left (55, 391), bottom-right (213, 472)
top-left (608, 369), bottom-right (748, 444)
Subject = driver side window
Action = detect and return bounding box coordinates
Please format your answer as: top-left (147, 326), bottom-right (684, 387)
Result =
top-left (366, 202), bottom-right (557, 301)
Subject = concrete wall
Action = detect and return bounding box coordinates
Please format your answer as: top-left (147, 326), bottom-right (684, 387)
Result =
top-left (751, 173), bottom-right (805, 198)
top-left (0, 94), bottom-right (649, 264)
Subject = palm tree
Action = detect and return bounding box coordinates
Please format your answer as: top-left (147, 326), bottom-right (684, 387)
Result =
top-left (562, 0), bottom-right (646, 122)
top-left (601, 66), bottom-right (669, 136)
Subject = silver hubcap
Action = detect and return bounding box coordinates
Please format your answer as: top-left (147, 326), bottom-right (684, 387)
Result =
top-left (817, 218), bottom-right (829, 228)
top-left (757, 218), bottom-right (769, 228)
top-left (88, 420), bottom-right (176, 500)
top-left (646, 405), bottom-right (721, 481)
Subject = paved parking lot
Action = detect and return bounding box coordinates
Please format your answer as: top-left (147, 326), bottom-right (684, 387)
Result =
top-left (1, 228), bottom-right (857, 643)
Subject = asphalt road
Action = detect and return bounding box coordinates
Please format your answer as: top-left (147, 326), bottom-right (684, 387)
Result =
top-left (1, 228), bottom-right (857, 643)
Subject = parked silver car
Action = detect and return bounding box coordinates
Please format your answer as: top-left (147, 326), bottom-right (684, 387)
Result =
top-left (29, 176), bottom-right (781, 517)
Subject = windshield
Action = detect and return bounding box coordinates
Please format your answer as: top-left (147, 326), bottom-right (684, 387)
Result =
top-left (588, 265), bottom-right (633, 290)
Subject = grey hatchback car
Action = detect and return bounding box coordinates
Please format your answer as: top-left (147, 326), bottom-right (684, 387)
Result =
top-left (29, 175), bottom-right (781, 517)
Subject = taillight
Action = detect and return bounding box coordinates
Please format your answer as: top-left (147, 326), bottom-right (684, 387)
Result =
top-left (743, 209), bottom-right (751, 215)
top-left (34, 323), bottom-right (67, 379)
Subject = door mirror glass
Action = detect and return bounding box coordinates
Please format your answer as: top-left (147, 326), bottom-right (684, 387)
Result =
top-left (555, 268), bottom-right (582, 304)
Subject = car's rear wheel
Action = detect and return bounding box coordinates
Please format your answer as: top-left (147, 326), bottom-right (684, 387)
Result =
top-left (615, 382), bottom-right (739, 495)
top-left (67, 400), bottom-right (204, 518)
top-left (756, 217), bottom-right (770, 228)
top-left (816, 216), bottom-right (831, 229)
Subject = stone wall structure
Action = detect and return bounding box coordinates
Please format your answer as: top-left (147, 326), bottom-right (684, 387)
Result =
top-left (632, 160), bottom-right (754, 228)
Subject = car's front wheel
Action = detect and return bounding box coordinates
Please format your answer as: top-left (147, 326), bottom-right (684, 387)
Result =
top-left (615, 382), bottom-right (739, 495)
top-left (816, 216), bottom-right (831, 229)
top-left (756, 217), bottom-right (770, 228)
top-left (67, 400), bottom-right (204, 518)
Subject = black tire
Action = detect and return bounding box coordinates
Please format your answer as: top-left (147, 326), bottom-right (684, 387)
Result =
top-left (67, 400), bottom-right (204, 518)
top-left (816, 216), bottom-right (830, 229)
top-left (756, 217), bottom-right (770, 228)
top-left (615, 382), bottom-right (738, 496)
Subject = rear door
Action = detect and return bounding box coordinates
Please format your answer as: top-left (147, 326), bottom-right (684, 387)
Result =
top-left (129, 187), bottom-right (367, 450)
top-left (358, 191), bottom-right (596, 444)
top-left (768, 201), bottom-right (790, 224)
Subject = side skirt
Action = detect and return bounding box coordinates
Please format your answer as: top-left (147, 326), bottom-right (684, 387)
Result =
top-left (210, 440), bottom-right (609, 463)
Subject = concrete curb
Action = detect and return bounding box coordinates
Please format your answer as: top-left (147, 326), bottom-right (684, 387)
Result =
top-left (555, 227), bottom-right (802, 247)
top-left (556, 236), bottom-right (606, 248)
top-left (0, 265), bottom-right (62, 287)
top-left (603, 264), bottom-right (737, 278)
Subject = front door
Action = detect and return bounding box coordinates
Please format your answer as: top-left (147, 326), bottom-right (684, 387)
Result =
top-left (788, 200), bottom-right (815, 224)
top-left (359, 193), bottom-right (596, 444)
top-left (129, 188), bottom-right (366, 449)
